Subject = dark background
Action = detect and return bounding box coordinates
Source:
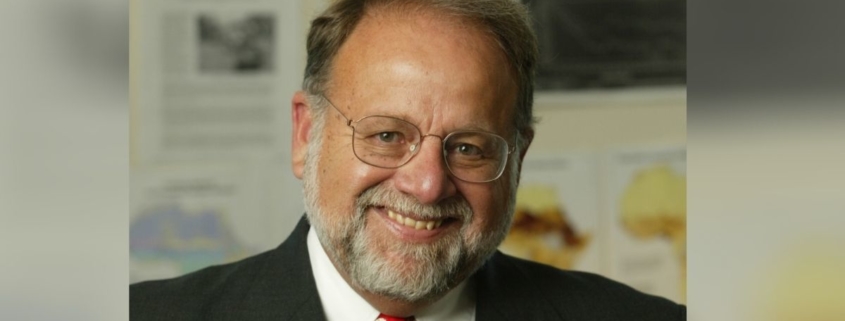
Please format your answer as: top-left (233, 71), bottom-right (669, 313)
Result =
top-left (524, 0), bottom-right (685, 90)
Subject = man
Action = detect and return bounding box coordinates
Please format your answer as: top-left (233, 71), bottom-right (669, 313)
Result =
top-left (131, 0), bottom-right (686, 320)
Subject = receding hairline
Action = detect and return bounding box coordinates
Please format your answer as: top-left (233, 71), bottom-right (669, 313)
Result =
top-left (324, 2), bottom-right (520, 106)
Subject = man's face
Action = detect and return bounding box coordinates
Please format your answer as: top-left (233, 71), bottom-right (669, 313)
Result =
top-left (292, 9), bottom-right (523, 302)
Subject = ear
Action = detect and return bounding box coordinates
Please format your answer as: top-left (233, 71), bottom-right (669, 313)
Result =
top-left (515, 129), bottom-right (534, 184)
top-left (291, 91), bottom-right (313, 179)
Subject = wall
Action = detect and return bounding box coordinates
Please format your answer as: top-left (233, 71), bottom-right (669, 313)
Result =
top-left (531, 87), bottom-right (686, 153)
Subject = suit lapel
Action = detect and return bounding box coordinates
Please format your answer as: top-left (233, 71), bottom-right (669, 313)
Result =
top-left (214, 216), bottom-right (326, 321)
top-left (474, 251), bottom-right (565, 321)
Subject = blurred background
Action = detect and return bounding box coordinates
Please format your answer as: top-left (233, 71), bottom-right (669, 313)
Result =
top-left (3, 0), bottom-right (844, 320)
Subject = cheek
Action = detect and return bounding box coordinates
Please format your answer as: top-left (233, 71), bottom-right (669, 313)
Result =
top-left (463, 182), bottom-right (510, 234)
top-left (316, 148), bottom-right (393, 211)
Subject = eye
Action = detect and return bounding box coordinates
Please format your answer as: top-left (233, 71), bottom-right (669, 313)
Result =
top-left (453, 143), bottom-right (484, 157)
top-left (375, 131), bottom-right (403, 144)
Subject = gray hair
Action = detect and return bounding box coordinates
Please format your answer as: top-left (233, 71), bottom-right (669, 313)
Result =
top-left (302, 0), bottom-right (538, 154)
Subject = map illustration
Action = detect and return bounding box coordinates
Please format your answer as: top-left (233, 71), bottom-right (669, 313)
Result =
top-left (501, 185), bottom-right (592, 270)
top-left (620, 164), bottom-right (686, 301)
top-left (130, 205), bottom-right (252, 282)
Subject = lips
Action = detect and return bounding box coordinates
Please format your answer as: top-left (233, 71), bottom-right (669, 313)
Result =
top-left (386, 209), bottom-right (444, 231)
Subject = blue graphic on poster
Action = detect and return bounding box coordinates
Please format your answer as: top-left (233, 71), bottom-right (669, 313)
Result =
top-left (130, 205), bottom-right (252, 280)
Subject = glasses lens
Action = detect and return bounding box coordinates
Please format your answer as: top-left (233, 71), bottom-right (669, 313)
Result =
top-left (350, 115), bottom-right (509, 183)
top-left (352, 116), bottom-right (421, 167)
top-left (444, 131), bottom-right (508, 182)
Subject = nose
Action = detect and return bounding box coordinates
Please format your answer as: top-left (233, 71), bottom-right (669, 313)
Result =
top-left (392, 137), bottom-right (458, 204)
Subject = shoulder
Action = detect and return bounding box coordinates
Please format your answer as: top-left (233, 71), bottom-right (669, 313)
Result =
top-left (130, 216), bottom-right (323, 320)
top-left (477, 252), bottom-right (686, 321)
top-left (130, 249), bottom-right (276, 320)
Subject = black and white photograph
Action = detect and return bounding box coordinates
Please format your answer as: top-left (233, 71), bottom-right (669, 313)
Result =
top-left (198, 12), bottom-right (274, 74)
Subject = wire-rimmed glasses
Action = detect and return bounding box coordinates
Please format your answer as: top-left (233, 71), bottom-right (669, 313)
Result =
top-left (322, 95), bottom-right (515, 183)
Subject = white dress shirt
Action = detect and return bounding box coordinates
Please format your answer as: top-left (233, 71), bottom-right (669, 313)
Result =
top-left (307, 227), bottom-right (476, 321)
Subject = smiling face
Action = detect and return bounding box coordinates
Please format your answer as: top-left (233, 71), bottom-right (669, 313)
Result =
top-left (291, 7), bottom-right (524, 303)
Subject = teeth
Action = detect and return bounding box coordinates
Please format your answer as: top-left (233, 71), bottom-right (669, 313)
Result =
top-left (386, 209), bottom-right (444, 230)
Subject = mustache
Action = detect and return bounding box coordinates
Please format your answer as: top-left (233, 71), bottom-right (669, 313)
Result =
top-left (355, 184), bottom-right (473, 222)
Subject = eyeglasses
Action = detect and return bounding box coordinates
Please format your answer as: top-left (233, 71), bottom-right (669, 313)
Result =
top-left (321, 95), bottom-right (515, 183)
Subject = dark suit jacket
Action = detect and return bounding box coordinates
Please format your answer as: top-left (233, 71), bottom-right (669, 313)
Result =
top-left (131, 216), bottom-right (686, 320)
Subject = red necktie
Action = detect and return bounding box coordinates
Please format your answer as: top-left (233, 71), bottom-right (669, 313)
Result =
top-left (376, 313), bottom-right (414, 321)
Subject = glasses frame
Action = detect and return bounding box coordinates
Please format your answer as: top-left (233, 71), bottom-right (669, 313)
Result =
top-left (320, 95), bottom-right (516, 183)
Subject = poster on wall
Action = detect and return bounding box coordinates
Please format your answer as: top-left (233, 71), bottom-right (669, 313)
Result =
top-left (130, 0), bottom-right (307, 284)
top-left (499, 153), bottom-right (602, 273)
top-left (150, 8), bottom-right (284, 158)
top-left (132, 0), bottom-right (302, 163)
top-left (604, 146), bottom-right (686, 303)
top-left (129, 163), bottom-right (271, 283)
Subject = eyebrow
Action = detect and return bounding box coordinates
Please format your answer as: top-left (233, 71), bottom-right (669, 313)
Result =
top-left (355, 106), bottom-right (507, 136)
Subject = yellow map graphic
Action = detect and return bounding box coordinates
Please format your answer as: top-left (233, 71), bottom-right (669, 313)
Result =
top-left (620, 164), bottom-right (686, 301)
top-left (500, 185), bottom-right (591, 270)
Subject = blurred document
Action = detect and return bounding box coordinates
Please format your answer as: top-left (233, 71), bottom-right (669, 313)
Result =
top-left (605, 146), bottom-right (686, 303)
top-left (133, 0), bottom-right (300, 162)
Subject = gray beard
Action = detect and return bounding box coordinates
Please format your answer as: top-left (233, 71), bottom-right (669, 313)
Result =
top-left (345, 185), bottom-right (471, 302)
top-left (303, 155), bottom-right (514, 303)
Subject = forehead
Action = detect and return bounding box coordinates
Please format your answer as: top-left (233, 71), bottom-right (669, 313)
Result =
top-left (328, 7), bottom-right (518, 134)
